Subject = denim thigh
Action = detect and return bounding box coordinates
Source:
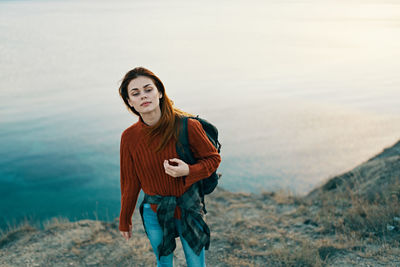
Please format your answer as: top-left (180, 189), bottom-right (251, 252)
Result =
top-left (142, 203), bottom-right (206, 267)
top-left (175, 218), bottom-right (206, 267)
top-left (143, 203), bottom-right (173, 267)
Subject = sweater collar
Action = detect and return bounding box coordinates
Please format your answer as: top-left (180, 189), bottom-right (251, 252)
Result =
top-left (138, 116), bottom-right (151, 128)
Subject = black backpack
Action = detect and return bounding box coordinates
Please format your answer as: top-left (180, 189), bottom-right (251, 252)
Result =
top-left (176, 115), bottom-right (222, 214)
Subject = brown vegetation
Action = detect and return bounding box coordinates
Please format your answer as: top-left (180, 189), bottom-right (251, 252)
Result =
top-left (1, 140), bottom-right (399, 266)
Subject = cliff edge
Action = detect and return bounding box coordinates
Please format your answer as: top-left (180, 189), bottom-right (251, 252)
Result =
top-left (0, 140), bottom-right (399, 266)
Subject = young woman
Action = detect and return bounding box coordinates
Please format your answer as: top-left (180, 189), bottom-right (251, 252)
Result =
top-left (118, 67), bottom-right (221, 267)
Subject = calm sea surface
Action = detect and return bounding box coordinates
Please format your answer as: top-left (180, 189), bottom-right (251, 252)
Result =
top-left (1, 0), bottom-right (400, 230)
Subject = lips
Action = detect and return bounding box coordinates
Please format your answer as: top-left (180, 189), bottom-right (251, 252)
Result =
top-left (141, 101), bottom-right (151, 106)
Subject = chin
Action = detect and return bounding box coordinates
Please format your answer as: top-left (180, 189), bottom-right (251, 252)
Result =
top-left (140, 106), bottom-right (157, 114)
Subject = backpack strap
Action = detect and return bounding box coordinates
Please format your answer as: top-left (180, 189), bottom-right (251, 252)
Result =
top-left (177, 116), bottom-right (194, 164)
top-left (176, 115), bottom-right (207, 214)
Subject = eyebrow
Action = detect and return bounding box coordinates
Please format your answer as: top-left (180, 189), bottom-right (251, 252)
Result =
top-left (129, 84), bottom-right (152, 92)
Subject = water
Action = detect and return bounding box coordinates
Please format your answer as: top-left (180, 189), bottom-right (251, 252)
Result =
top-left (1, 0), bottom-right (400, 230)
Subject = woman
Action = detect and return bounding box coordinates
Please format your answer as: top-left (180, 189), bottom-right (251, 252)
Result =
top-left (118, 67), bottom-right (221, 267)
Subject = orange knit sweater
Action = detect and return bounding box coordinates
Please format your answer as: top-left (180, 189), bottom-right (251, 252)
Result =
top-left (118, 117), bottom-right (221, 232)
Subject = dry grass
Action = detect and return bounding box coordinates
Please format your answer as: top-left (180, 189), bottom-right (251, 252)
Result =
top-left (314, 171), bottom-right (400, 243)
top-left (269, 241), bottom-right (326, 267)
top-left (1, 160), bottom-right (399, 266)
top-left (42, 215), bottom-right (72, 230)
top-left (261, 188), bottom-right (306, 206)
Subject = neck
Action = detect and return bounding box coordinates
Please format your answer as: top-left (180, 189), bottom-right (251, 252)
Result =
top-left (140, 108), bottom-right (162, 126)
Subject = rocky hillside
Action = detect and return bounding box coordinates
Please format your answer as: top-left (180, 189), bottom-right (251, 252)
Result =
top-left (307, 140), bottom-right (400, 202)
top-left (0, 140), bottom-right (399, 266)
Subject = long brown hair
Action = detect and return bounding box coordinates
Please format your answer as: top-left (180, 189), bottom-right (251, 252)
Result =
top-left (118, 67), bottom-right (192, 152)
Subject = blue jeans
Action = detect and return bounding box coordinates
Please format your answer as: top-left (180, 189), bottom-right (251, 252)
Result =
top-left (142, 203), bottom-right (206, 267)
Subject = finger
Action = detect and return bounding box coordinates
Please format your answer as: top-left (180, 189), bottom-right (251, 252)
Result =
top-left (167, 166), bottom-right (179, 175)
top-left (164, 167), bottom-right (172, 176)
top-left (167, 165), bottom-right (179, 172)
top-left (164, 162), bottom-right (178, 172)
top-left (163, 161), bottom-right (180, 177)
top-left (165, 168), bottom-right (177, 177)
top-left (163, 161), bottom-right (171, 172)
top-left (168, 158), bottom-right (182, 164)
top-left (122, 232), bottom-right (127, 240)
top-left (163, 161), bottom-right (170, 172)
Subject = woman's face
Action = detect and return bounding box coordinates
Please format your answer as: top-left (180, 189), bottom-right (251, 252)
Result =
top-left (127, 76), bottom-right (163, 115)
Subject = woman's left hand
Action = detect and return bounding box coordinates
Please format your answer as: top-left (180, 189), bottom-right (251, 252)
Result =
top-left (163, 158), bottom-right (190, 178)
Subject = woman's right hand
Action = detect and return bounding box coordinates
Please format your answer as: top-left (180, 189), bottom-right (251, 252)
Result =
top-left (120, 224), bottom-right (132, 241)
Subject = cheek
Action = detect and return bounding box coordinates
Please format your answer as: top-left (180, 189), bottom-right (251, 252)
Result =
top-left (154, 97), bottom-right (161, 106)
top-left (150, 92), bottom-right (160, 102)
top-left (129, 97), bottom-right (140, 108)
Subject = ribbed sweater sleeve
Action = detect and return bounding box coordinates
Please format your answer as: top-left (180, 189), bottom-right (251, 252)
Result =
top-left (119, 131), bottom-right (141, 232)
top-left (184, 118), bottom-right (222, 189)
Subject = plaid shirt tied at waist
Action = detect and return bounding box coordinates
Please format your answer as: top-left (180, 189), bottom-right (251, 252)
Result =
top-left (139, 183), bottom-right (210, 259)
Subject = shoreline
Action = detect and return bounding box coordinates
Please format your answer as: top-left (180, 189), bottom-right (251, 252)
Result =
top-left (1, 140), bottom-right (399, 266)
